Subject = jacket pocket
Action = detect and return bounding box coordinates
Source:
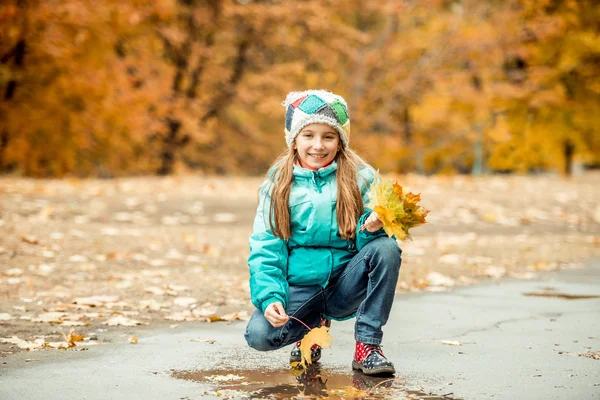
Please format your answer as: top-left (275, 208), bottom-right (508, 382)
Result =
top-left (290, 199), bottom-right (313, 241)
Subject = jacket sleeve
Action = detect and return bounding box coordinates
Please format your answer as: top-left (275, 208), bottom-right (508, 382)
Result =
top-left (248, 180), bottom-right (289, 313)
top-left (355, 166), bottom-right (388, 252)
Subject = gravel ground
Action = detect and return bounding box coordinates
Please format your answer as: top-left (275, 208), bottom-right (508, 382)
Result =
top-left (1, 173), bottom-right (599, 356)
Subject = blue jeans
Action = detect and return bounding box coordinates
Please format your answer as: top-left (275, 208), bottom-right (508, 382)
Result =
top-left (245, 237), bottom-right (402, 350)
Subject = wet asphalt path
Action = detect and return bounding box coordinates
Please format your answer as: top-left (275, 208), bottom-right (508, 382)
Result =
top-left (1, 261), bottom-right (599, 399)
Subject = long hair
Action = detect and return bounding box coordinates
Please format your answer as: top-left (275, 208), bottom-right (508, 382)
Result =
top-left (266, 146), bottom-right (366, 240)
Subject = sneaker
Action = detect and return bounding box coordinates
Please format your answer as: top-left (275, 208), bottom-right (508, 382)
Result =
top-left (290, 341), bottom-right (322, 364)
top-left (352, 341), bottom-right (395, 376)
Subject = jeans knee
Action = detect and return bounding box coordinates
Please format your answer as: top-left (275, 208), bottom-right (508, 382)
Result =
top-left (245, 334), bottom-right (271, 351)
top-left (371, 238), bottom-right (402, 268)
top-left (245, 321), bottom-right (278, 351)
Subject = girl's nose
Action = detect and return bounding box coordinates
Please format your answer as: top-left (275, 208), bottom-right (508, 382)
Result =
top-left (313, 139), bottom-right (325, 149)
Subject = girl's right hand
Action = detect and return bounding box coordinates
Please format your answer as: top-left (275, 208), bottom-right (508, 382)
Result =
top-left (264, 302), bottom-right (289, 328)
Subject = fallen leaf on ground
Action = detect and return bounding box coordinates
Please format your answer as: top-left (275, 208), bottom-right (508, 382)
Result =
top-left (213, 213), bottom-right (237, 223)
top-left (0, 336), bottom-right (37, 349)
top-left (0, 336), bottom-right (47, 351)
top-left (62, 321), bottom-right (87, 327)
top-left (145, 287), bottom-right (166, 296)
top-left (191, 339), bottom-right (216, 344)
top-left (484, 266), bottom-right (507, 279)
top-left (436, 340), bottom-right (463, 346)
top-left (509, 272), bottom-right (537, 280)
top-left (207, 374), bottom-right (245, 382)
top-left (21, 235), bottom-right (39, 245)
top-left (69, 255), bottom-right (88, 262)
top-left (458, 276), bottom-right (478, 285)
top-left (68, 333), bottom-right (85, 343)
top-left (165, 311), bottom-right (195, 322)
top-left (44, 341), bottom-right (70, 350)
top-left (165, 284), bottom-right (189, 292)
top-left (173, 297), bottom-right (197, 308)
top-left (73, 295), bottom-right (119, 307)
top-left (32, 312), bottom-right (68, 324)
top-left (138, 299), bottom-right (170, 311)
top-left (3, 268), bottom-right (24, 276)
top-left (192, 307), bottom-right (217, 318)
top-left (221, 311), bottom-right (249, 322)
top-left (528, 261), bottom-right (558, 272)
top-left (426, 272), bottom-right (455, 287)
top-left (328, 386), bottom-right (369, 398)
top-left (128, 336), bottom-right (139, 344)
top-left (103, 316), bottom-right (146, 327)
top-left (439, 254), bottom-right (462, 265)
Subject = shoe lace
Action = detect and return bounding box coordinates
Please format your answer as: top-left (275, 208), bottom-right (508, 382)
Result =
top-left (364, 344), bottom-right (385, 358)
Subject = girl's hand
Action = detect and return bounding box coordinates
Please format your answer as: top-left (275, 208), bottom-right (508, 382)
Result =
top-left (264, 302), bottom-right (289, 328)
top-left (362, 211), bottom-right (384, 232)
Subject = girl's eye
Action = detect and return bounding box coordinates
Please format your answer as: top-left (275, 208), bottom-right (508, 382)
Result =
top-left (325, 136), bottom-right (335, 140)
top-left (303, 133), bottom-right (313, 138)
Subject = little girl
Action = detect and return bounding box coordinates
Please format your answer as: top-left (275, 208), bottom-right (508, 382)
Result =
top-left (244, 90), bottom-right (402, 376)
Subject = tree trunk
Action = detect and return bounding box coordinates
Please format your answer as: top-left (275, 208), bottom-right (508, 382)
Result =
top-left (157, 119), bottom-right (181, 175)
top-left (563, 140), bottom-right (574, 176)
top-left (0, 37), bottom-right (26, 170)
top-left (402, 105), bottom-right (412, 145)
top-left (471, 124), bottom-right (484, 176)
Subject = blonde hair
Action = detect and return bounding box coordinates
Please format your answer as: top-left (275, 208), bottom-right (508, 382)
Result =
top-left (265, 146), bottom-right (367, 240)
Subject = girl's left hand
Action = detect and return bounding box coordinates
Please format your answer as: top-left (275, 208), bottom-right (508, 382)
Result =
top-left (362, 211), bottom-right (383, 232)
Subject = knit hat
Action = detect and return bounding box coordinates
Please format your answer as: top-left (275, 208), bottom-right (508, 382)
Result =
top-left (282, 90), bottom-right (350, 148)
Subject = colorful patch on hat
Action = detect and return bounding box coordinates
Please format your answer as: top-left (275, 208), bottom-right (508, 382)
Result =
top-left (315, 104), bottom-right (339, 123)
top-left (330, 100), bottom-right (349, 125)
top-left (291, 95), bottom-right (308, 109)
top-left (342, 120), bottom-right (351, 135)
top-left (298, 95), bottom-right (327, 114)
top-left (285, 106), bottom-right (295, 132)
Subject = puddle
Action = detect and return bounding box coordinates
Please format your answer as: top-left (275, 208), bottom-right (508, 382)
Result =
top-left (171, 365), bottom-right (457, 399)
top-left (523, 292), bottom-right (600, 300)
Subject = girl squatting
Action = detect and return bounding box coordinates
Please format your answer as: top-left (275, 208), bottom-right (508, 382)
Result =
top-left (244, 89), bottom-right (402, 376)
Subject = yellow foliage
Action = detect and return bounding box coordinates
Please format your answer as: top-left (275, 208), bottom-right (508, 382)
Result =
top-left (0, 0), bottom-right (598, 176)
top-left (367, 173), bottom-right (429, 241)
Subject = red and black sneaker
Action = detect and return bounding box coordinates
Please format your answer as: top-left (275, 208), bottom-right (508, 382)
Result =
top-left (352, 341), bottom-right (395, 376)
top-left (290, 341), bottom-right (322, 364)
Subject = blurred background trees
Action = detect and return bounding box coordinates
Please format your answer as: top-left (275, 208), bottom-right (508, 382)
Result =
top-left (1, 0), bottom-right (598, 177)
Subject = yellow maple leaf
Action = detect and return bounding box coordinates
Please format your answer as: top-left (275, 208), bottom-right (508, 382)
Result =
top-left (299, 326), bottom-right (333, 368)
top-left (367, 172), bottom-right (430, 241)
top-left (69, 333), bottom-right (85, 343)
top-left (63, 331), bottom-right (85, 348)
top-left (373, 205), bottom-right (407, 240)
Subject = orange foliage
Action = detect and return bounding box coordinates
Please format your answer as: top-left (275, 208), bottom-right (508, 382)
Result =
top-left (0, 0), bottom-right (598, 177)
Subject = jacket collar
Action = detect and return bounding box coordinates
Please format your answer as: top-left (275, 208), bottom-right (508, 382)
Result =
top-left (293, 160), bottom-right (338, 179)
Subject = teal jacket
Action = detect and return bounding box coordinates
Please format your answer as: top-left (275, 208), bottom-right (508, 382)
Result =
top-left (248, 161), bottom-right (387, 314)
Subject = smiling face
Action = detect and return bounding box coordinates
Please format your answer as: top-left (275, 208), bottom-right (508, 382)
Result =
top-left (294, 123), bottom-right (341, 171)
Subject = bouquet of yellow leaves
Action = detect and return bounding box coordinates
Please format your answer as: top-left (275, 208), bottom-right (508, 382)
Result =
top-left (366, 173), bottom-right (430, 241)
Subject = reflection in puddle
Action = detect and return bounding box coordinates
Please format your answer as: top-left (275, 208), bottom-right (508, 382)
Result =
top-left (523, 292), bottom-right (600, 300)
top-left (171, 364), bottom-right (457, 399)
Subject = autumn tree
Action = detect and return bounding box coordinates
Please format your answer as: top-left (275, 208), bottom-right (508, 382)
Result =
top-left (1, 0), bottom-right (598, 177)
top-left (488, 0), bottom-right (600, 175)
top-left (0, 0), bottom-right (168, 176)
